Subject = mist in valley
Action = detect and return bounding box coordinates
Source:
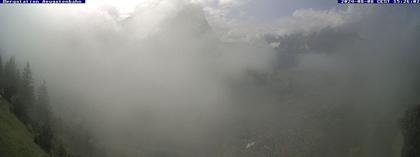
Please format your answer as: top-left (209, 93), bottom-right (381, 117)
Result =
top-left (0, 1), bottom-right (420, 157)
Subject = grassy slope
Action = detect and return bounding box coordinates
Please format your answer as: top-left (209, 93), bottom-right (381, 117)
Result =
top-left (0, 98), bottom-right (49, 157)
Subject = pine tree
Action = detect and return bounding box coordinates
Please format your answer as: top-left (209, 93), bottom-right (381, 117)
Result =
top-left (21, 62), bottom-right (34, 104)
top-left (12, 70), bottom-right (29, 123)
top-left (0, 55), bottom-right (4, 87)
top-left (0, 55), bottom-right (4, 96)
top-left (37, 80), bottom-right (50, 121)
top-left (34, 80), bottom-right (53, 153)
top-left (35, 124), bottom-right (53, 153)
top-left (4, 57), bottom-right (18, 101)
top-left (38, 81), bottom-right (49, 104)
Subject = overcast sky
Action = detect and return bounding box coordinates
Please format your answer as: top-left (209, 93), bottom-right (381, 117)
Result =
top-left (87, 0), bottom-right (338, 18)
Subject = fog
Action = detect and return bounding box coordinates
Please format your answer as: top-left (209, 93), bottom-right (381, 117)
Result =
top-left (0, 1), bottom-right (420, 157)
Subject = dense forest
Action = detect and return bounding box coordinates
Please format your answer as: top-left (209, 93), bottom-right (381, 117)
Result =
top-left (0, 55), bottom-right (56, 153)
top-left (0, 55), bottom-right (103, 157)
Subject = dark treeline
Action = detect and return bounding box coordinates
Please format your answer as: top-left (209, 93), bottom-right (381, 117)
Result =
top-left (0, 55), bottom-right (73, 157)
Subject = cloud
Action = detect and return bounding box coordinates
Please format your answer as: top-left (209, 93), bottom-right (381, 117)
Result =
top-left (273, 8), bottom-right (347, 35)
top-left (0, 3), bottom-right (276, 156)
top-left (254, 6), bottom-right (420, 155)
top-left (1, 2), bottom-right (420, 156)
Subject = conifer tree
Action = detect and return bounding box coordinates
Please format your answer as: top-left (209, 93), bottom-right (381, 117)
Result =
top-left (0, 55), bottom-right (4, 89)
top-left (4, 57), bottom-right (18, 101)
top-left (37, 80), bottom-right (50, 122)
top-left (21, 62), bottom-right (34, 104)
top-left (34, 80), bottom-right (53, 153)
top-left (12, 70), bottom-right (30, 123)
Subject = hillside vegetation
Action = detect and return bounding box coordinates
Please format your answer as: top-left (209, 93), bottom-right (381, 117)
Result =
top-left (0, 98), bottom-right (49, 157)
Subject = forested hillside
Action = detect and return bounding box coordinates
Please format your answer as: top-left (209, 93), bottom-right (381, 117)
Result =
top-left (0, 97), bottom-right (49, 157)
top-left (0, 55), bottom-right (77, 157)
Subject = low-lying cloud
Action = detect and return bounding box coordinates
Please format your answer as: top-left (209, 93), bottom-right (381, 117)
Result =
top-left (0, 1), bottom-right (419, 157)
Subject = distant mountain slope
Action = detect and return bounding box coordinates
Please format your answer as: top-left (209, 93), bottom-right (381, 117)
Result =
top-left (0, 98), bottom-right (49, 157)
